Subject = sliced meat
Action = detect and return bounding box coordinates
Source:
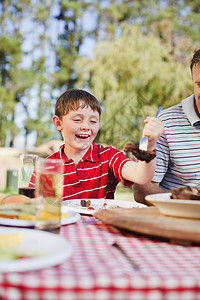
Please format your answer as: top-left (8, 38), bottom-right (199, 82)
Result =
top-left (80, 200), bottom-right (91, 207)
top-left (171, 186), bottom-right (200, 200)
top-left (124, 143), bottom-right (156, 163)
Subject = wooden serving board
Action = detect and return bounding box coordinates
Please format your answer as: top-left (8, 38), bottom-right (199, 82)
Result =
top-left (93, 207), bottom-right (200, 245)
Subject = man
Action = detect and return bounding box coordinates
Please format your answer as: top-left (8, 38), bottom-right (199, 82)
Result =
top-left (134, 48), bottom-right (200, 205)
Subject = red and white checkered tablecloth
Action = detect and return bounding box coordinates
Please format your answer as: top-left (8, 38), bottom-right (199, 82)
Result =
top-left (0, 215), bottom-right (200, 300)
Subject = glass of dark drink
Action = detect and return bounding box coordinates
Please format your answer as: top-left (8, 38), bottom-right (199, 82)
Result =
top-left (18, 154), bottom-right (38, 198)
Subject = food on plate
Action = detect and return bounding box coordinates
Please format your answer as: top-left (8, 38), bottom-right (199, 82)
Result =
top-left (0, 232), bottom-right (24, 248)
top-left (108, 205), bottom-right (120, 209)
top-left (0, 232), bottom-right (26, 260)
top-left (80, 199), bottom-right (91, 207)
top-left (0, 194), bottom-right (29, 205)
top-left (0, 194), bottom-right (35, 219)
top-left (170, 186), bottom-right (200, 200)
top-left (0, 248), bottom-right (34, 260)
top-left (88, 206), bottom-right (94, 210)
top-left (124, 143), bottom-right (156, 163)
top-left (102, 202), bottom-right (120, 209)
top-left (0, 195), bottom-right (69, 221)
top-left (0, 232), bottom-right (44, 260)
top-left (81, 201), bottom-right (121, 210)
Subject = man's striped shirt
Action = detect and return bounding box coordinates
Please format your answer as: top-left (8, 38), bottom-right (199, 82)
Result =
top-left (153, 94), bottom-right (200, 190)
top-left (46, 143), bottom-right (132, 200)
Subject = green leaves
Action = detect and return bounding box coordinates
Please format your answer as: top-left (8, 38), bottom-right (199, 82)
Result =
top-left (0, 0), bottom-right (199, 149)
top-left (75, 24), bottom-right (193, 149)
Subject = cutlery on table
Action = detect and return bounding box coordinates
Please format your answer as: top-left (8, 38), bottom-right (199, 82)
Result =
top-left (112, 242), bottom-right (139, 270)
top-left (139, 106), bottom-right (163, 151)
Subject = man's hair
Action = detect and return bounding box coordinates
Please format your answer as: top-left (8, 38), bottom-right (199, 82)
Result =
top-left (55, 89), bottom-right (102, 118)
top-left (190, 48), bottom-right (200, 73)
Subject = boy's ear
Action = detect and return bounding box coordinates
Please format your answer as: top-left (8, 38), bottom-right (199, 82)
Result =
top-left (52, 115), bottom-right (63, 131)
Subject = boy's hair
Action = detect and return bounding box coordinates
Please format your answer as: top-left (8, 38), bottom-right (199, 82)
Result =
top-left (55, 89), bottom-right (102, 118)
top-left (190, 48), bottom-right (200, 73)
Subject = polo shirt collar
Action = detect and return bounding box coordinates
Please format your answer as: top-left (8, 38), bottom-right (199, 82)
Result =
top-left (182, 94), bottom-right (200, 126)
top-left (81, 143), bottom-right (101, 162)
top-left (59, 143), bottom-right (100, 163)
top-left (59, 144), bottom-right (71, 164)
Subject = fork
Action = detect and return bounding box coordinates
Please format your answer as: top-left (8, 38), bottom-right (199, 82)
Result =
top-left (139, 106), bottom-right (163, 151)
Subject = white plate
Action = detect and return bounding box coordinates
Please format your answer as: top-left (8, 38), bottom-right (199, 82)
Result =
top-left (0, 209), bottom-right (80, 227)
top-left (145, 193), bottom-right (200, 219)
top-left (62, 199), bottom-right (146, 215)
top-left (0, 227), bottom-right (72, 272)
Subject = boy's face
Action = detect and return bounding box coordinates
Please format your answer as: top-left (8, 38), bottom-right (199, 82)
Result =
top-left (54, 105), bottom-right (100, 156)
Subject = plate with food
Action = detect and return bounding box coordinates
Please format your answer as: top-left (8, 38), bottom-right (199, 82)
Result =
top-left (0, 227), bottom-right (72, 272)
top-left (145, 187), bottom-right (200, 219)
top-left (62, 199), bottom-right (146, 215)
top-left (0, 194), bottom-right (80, 227)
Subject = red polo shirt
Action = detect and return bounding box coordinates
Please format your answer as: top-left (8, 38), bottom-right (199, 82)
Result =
top-left (47, 143), bottom-right (133, 200)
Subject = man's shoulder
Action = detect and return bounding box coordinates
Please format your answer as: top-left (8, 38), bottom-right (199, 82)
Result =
top-left (158, 102), bottom-right (185, 123)
top-left (159, 95), bottom-right (193, 119)
top-left (160, 102), bottom-right (182, 115)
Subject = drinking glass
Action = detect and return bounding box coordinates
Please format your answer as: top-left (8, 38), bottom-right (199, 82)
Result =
top-left (35, 158), bottom-right (64, 231)
top-left (18, 154), bottom-right (38, 198)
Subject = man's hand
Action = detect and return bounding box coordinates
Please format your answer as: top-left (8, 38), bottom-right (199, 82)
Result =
top-left (133, 181), bottom-right (168, 205)
top-left (143, 117), bottom-right (164, 151)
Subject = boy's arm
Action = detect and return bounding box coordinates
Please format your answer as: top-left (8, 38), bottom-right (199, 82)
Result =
top-left (121, 159), bottom-right (156, 185)
top-left (133, 182), bottom-right (168, 205)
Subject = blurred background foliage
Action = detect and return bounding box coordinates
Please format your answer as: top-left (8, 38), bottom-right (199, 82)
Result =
top-left (0, 0), bottom-right (199, 150)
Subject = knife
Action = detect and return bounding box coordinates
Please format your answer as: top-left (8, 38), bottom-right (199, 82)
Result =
top-left (112, 242), bottom-right (140, 270)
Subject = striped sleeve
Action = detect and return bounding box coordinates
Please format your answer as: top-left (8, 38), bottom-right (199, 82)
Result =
top-left (153, 132), bottom-right (170, 183)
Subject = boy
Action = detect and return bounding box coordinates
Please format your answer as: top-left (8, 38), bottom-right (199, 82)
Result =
top-left (49, 89), bottom-right (163, 200)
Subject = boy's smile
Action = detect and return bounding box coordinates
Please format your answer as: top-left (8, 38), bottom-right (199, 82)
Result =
top-left (56, 105), bottom-right (100, 163)
top-left (75, 134), bottom-right (90, 139)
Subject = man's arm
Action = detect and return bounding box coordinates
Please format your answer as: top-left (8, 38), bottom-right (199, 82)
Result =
top-left (133, 182), bottom-right (168, 205)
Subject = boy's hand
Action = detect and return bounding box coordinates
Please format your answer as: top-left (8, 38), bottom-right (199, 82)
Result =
top-left (142, 117), bottom-right (164, 151)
